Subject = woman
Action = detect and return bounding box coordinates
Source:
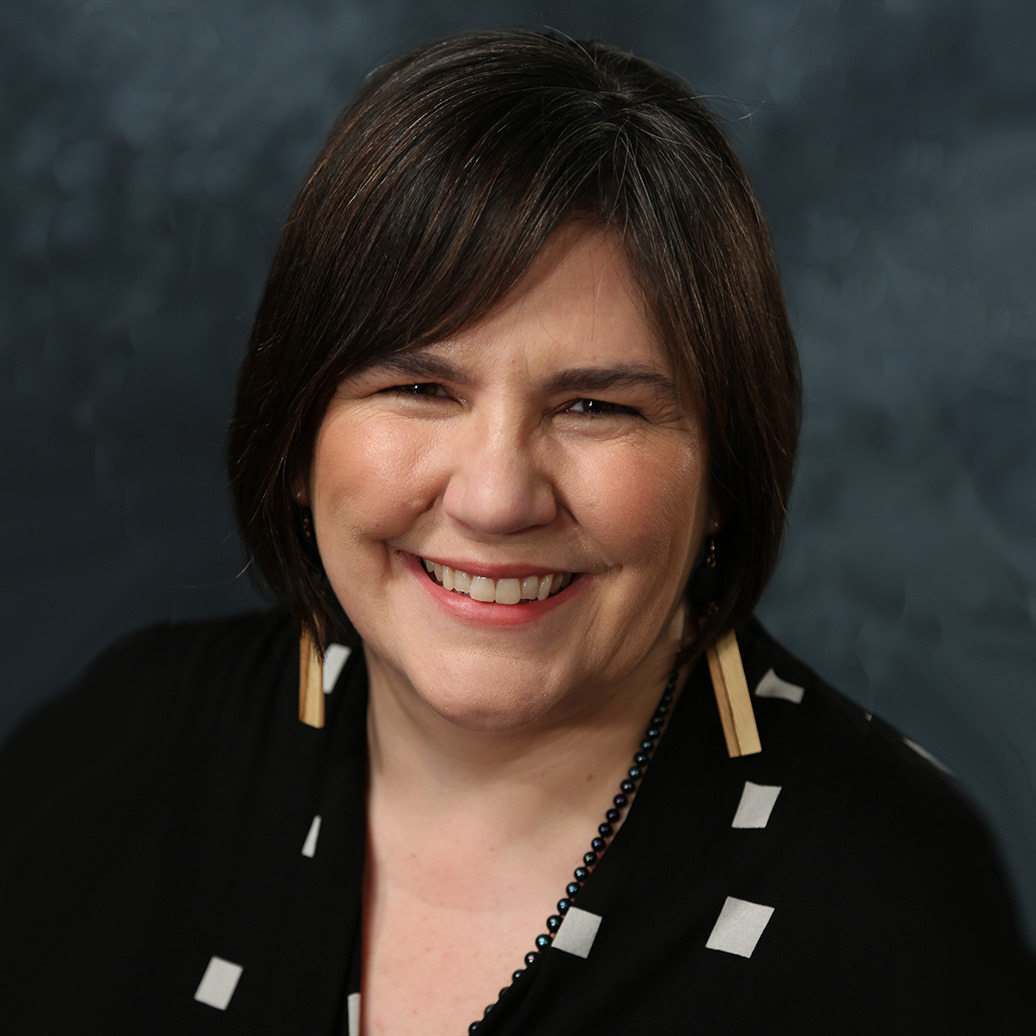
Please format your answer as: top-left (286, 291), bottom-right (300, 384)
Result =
top-left (2, 29), bottom-right (1032, 1035)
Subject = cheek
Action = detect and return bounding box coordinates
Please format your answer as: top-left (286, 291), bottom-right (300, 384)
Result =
top-left (572, 441), bottom-right (709, 565)
top-left (311, 412), bottom-right (437, 537)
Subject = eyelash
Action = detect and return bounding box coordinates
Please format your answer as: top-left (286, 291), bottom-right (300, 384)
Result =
top-left (384, 382), bottom-right (450, 398)
top-left (565, 398), bottom-right (641, 418)
top-left (381, 383), bottom-right (641, 419)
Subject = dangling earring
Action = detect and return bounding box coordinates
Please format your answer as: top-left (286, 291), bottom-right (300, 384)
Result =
top-left (298, 620), bottom-right (325, 728)
top-left (296, 502), bottom-right (325, 728)
top-left (695, 536), bottom-right (761, 758)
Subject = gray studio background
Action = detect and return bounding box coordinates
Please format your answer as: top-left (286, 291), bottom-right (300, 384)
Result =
top-left (3, 0), bottom-right (1034, 941)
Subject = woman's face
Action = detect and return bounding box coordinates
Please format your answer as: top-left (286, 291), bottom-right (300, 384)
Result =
top-left (306, 225), bottom-right (714, 733)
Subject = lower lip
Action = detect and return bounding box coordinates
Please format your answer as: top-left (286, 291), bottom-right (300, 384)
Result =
top-left (400, 552), bottom-right (584, 626)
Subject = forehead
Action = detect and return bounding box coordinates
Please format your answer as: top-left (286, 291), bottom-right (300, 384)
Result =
top-left (433, 223), bottom-right (675, 374)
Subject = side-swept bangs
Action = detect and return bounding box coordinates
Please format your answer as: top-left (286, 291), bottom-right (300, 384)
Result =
top-left (227, 30), bottom-right (801, 650)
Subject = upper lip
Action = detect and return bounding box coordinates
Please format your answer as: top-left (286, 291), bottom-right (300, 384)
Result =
top-left (403, 551), bottom-right (574, 579)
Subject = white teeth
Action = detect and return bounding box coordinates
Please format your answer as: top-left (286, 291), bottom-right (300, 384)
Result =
top-left (470, 576), bottom-right (495, 603)
top-left (421, 560), bottom-right (572, 605)
top-left (495, 578), bottom-right (521, 605)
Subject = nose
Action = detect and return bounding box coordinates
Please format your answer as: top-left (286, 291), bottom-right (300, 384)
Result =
top-left (441, 419), bottom-right (558, 536)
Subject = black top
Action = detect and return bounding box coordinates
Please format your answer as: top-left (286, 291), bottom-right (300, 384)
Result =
top-left (1, 612), bottom-right (1032, 1034)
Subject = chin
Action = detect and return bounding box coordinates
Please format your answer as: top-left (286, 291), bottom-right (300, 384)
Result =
top-left (416, 681), bottom-right (555, 734)
top-left (391, 657), bottom-right (570, 733)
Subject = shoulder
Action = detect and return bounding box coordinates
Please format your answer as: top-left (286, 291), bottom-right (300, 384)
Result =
top-left (736, 617), bottom-right (1008, 888)
top-left (0, 612), bottom-right (359, 1032)
top-left (3, 610), bottom-right (296, 745)
top-left (737, 617), bottom-right (989, 851)
top-left (0, 611), bottom-right (297, 844)
top-left (726, 619), bottom-right (1034, 1022)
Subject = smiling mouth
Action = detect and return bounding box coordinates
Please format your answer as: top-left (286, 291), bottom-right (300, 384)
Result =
top-left (421, 558), bottom-right (574, 604)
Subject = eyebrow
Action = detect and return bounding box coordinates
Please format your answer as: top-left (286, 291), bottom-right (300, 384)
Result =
top-left (544, 365), bottom-right (679, 400)
top-left (374, 352), bottom-right (462, 382)
top-left (373, 353), bottom-right (680, 401)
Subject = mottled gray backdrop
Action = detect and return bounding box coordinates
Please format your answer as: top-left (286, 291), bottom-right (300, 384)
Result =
top-left (3, 0), bottom-right (1034, 940)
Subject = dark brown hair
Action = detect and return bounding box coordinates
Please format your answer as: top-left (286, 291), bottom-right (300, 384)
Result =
top-left (227, 29), bottom-right (801, 651)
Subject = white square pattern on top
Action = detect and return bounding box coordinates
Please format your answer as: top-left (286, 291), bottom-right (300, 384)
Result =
top-left (705, 897), bottom-right (774, 958)
top-left (323, 643), bottom-right (352, 693)
top-left (753, 669), bottom-right (804, 704)
top-left (194, 955), bottom-right (243, 1010)
top-left (551, 906), bottom-right (603, 959)
top-left (731, 781), bottom-right (782, 829)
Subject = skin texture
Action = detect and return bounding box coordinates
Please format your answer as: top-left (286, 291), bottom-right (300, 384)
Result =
top-left (302, 224), bottom-right (716, 1034)
top-left (307, 224), bottom-right (713, 739)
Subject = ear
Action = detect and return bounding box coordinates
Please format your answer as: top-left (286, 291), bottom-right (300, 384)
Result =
top-left (292, 475), bottom-right (310, 507)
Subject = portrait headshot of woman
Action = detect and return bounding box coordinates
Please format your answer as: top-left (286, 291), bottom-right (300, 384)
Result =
top-left (2, 3), bottom-right (1034, 1034)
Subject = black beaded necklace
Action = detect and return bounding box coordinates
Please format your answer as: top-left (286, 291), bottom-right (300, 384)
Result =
top-left (466, 668), bottom-right (679, 1034)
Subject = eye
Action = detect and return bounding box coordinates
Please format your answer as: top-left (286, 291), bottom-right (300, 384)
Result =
top-left (383, 382), bottom-right (449, 398)
top-left (565, 398), bottom-right (641, 418)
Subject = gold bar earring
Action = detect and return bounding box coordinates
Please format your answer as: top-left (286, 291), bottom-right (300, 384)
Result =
top-left (707, 628), bottom-right (760, 757)
top-left (298, 621), bottom-right (325, 728)
top-left (696, 535), bottom-right (760, 757)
